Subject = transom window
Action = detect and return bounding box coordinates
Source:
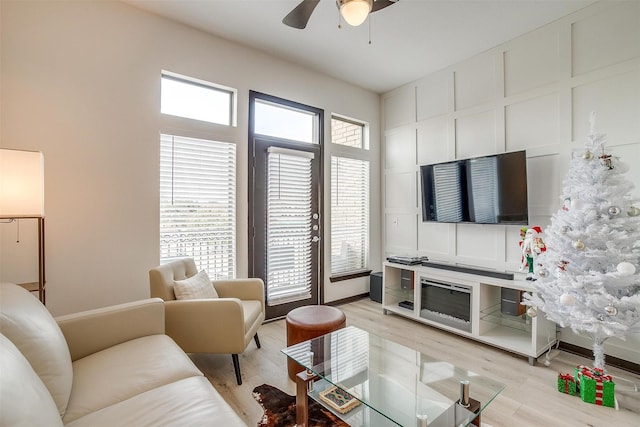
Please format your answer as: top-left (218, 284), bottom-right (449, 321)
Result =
top-left (161, 72), bottom-right (235, 126)
top-left (331, 117), bottom-right (367, 149)
top-left (254, 99), bottom-right (318, 143)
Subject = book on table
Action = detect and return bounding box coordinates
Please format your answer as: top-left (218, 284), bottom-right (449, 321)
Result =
top-left (318, 386), bottom-right (360, 414)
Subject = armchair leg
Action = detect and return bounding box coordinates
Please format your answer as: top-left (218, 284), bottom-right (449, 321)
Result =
top-left (254, 333), bottom-right (261, 349)
top-left (232, 354), bottom-right (242, 385)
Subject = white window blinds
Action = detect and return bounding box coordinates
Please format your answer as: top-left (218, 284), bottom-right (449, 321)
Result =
top-left (160, 134), bottom-right (236, 279)
top-left (266, 149), bottom-right (313, 306)
top-left (331, 156), bottom-right (369, 275)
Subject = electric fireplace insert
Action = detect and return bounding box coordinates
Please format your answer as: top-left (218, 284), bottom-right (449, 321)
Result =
top-left (420, 278), bottom-right (472, 333)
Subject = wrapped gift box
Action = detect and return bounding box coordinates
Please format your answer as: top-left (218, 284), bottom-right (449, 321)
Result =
top-left (557, 373), bottom-right (576, 395)
top-left (574, 365), bottom-right (615, 408)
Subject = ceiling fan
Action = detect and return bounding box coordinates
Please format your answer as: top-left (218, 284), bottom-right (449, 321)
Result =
top-left (283, 0), bottom-right (399, 29)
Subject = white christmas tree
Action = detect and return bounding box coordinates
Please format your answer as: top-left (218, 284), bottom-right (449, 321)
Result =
top-left (524, 113), bottom-right (640, 370)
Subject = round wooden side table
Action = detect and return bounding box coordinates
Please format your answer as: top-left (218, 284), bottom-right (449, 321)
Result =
top-left (285, 305), bottom-right (346, 381)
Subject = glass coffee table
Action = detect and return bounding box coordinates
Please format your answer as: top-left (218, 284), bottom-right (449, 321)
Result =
top-left (282, 326), bottom-right (504, 427)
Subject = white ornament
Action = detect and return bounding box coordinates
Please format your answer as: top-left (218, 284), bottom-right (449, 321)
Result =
top-left (560, 293), bottom-right (576, 306)
top-left (583, 151), bottom-right (593, 160)
top-left (616, 262), bottom-right (636, 276)
top-left (605, 305), bottom-right (618, 316)
top-left (570, 198), bottom-right (583, 210)
top-left (628, 206), bottom-right (640, 217)
top-left (538, 268), bottom-right (549, 278)
top-left (526, 307), bottom-right (537, 318)
top-left (573, 240), bottom-right (585, 250)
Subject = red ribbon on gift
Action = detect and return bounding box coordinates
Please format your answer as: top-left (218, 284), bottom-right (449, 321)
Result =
top-left (578, 366), bottom-right (612, 382)
top-left (577, 365), bottom-right (612, 406)
top-left (559, 373), bottom-right (574, 393)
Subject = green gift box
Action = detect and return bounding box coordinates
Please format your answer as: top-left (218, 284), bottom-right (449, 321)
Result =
top-left (574, 365), bottom-right (615, 408)
top-left (557, 373), bottom-right (576, 395)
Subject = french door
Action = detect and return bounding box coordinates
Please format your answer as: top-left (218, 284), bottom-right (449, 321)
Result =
top-left (249, 92), bottom-right (323, 319)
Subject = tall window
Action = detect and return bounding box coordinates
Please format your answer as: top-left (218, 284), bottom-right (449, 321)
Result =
top-left (331, 117), bottom-right (370, 277)
top-left (159, 135), bottom-right (236, 279)
top-left (160, 72), bottom-right (237, 277)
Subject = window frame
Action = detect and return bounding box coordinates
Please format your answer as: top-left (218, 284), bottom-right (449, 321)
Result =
top-left (329, 115), bottom-right (372, 282)
top-left (159, 71), bottom-right (239, 277)
top-left (161, 70), bottom-right (237, 127)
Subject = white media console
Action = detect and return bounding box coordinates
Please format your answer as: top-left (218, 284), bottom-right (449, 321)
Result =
top-left (382, 261), bottom-right (557, 364)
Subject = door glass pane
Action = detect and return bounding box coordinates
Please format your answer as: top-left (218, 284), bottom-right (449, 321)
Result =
top-left (255, 100), bottom-right (317, 143)
top-left (266, 149), bottom-right (313, 305)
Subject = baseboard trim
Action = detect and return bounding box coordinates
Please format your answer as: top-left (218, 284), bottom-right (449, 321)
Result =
top-left (327, 293), bottom-right (370, 307)
top-left (558, 341), bottom-right (639, 375)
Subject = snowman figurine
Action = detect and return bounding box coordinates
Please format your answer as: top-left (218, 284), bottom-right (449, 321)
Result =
top-left (519, 226), bottom-right (546, 280)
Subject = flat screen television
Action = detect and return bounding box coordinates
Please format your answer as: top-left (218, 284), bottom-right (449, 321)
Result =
top-left (420, 150), bottom-right (528, 225)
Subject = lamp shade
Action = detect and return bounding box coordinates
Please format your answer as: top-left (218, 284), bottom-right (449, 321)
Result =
top-left (340, 0), bottom-right (372, 26)
top-left (0, 149), bottom-right (44, 218)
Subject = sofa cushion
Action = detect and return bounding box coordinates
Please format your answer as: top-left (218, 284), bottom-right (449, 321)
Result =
top-left (0, 283), bottom-right (73, 417)
top-left (0, 333), bottom-right (64, 427)
top-left (173, 270), bottom-right (218, 300)
top-left (65, 376), bottom-right (246, 427)
top-left (63, 334), bottom-right (204, 423)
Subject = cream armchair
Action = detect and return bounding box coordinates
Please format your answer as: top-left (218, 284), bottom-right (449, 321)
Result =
top-left (149, 258), bottom-right (265, 385)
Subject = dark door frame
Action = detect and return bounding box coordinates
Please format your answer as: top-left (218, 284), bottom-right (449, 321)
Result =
top-left (248, 90), bottom-right (325, 317)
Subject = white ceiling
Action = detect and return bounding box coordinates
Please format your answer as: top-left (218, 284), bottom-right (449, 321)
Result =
top-left (124, 0), bottom-right (595, 94)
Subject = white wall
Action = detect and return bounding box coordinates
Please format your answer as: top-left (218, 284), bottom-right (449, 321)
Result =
top-left (382, 1), bottom-right (640, 363)
top-left (0, 1), bottom-right (381, 315)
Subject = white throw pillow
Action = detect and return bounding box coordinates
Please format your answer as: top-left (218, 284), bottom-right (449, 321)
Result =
top-left (173, 270), bottom-right (218, 300)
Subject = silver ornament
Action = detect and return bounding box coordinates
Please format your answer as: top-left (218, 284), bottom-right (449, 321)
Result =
top-left (573, 239), bottom-right (585, 250)
top-left (583, 151), bottom-right (593, 160)
top-left (605, 305), bottom-right (617, 316)
top-left (608, 206), bottom-right (621, 216)
top-left (561, 225), bottom-right (571, 234)
top-left (628, 206), bottom-right (640, 217)
top-left (538, 268), bottom-right (549, 278)
top-left (597, 314), bottom-right (605, 321)
top-left (526, 307), bottom-right (537, 318)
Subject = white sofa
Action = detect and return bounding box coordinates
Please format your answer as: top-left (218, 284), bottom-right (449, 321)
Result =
top-left (0, 282), bottom-right (246, 427)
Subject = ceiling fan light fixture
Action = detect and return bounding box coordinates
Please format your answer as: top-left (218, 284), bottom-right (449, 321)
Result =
top-left (340, 0), bottom-right (372, 27)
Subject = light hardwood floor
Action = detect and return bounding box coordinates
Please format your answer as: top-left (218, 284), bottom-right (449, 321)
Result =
top-left (191, 299), bottom-right (640, 427)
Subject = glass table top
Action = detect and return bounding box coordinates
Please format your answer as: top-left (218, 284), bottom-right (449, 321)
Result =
top-left (282, 326), bottom-right (504, 426)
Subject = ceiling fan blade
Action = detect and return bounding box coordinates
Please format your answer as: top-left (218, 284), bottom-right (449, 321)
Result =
top-left (282, 0), bottom-right (321, 29)
top-left (371, 0), bottom-right (397, 13)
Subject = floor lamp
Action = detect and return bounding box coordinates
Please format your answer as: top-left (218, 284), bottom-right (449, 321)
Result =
top-left (0, 149), bottom-right (46, 304)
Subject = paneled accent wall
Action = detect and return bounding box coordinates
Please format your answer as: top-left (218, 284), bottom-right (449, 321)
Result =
top-left (382, 0), bottom-right (640, 362)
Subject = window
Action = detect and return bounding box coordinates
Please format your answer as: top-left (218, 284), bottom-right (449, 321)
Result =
top-left (161, 72), bottom-right (235, 126)
top-left (159, 134), bottom-right (236, 279)
top-left (330, 117), bottom-right (370, 278)
top-left (331, 117), bottom-right (366, 149)
top-left (255, 99), bottom-right (318, 143)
